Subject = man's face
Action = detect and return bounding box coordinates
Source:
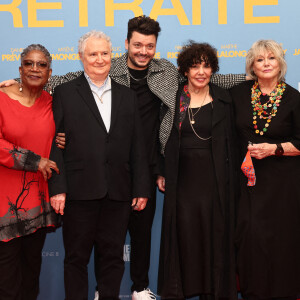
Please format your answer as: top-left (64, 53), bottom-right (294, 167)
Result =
top-left (125, 31), bottom-right (157, 70)
top-left (80, 37), bottom-right (111, 81)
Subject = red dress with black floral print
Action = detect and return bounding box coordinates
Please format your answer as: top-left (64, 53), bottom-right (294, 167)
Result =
top-left (0, 90), bottom-right (58, 242)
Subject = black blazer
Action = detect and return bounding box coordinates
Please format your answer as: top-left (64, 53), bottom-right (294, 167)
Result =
top-left (49, 74), bottom-right (151, 202)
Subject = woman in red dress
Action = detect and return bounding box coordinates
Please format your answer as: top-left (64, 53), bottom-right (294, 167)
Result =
top-left (0, 44), bottom-right (60, 300)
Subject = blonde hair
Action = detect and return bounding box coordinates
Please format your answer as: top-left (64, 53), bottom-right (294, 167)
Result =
top-left (246, 39), bottom-right (287, 82)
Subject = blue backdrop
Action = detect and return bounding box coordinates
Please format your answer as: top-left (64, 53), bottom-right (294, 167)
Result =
top-left (0, 1), bottom-right (300, 299)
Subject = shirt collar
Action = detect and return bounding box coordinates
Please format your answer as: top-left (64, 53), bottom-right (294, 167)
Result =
top-left (84, 72), bottom-right (111, 93)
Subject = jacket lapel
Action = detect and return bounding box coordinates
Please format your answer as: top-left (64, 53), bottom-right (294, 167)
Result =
top-left (76, 74), bottom-right (107, 132)
top-left (211, 87), bottom-right (227, 129)
top-left (210, 84), bottom-right (232, 218)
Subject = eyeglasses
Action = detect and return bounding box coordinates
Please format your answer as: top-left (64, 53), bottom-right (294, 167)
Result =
top-left (22, 60), bottom-right (49, 70)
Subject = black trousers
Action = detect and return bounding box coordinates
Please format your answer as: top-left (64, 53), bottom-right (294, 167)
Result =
top-left (128, 177), bottom-right (157, 292)
top-left (63, 197), bottom-right (131, 300)
top-left (94, 177), bottom-right (157, 293)
top-left (0, 228), bottom-right (47, 300)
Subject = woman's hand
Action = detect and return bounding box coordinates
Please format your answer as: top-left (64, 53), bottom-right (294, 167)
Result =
top-left (248, 143), bottom-right (276, 159)
top-left (56, 132), bottom-right (66, 149)
top-left (50, 193), bottom-right (66, 215)
top-left (38, 157), bottom-right (59, 181)
top-left (0, 79), bottom-right (18, 87)
top-left (131, 197), bottom-right (148, 211)
top-left (156, 175), bottom-right (165, 192)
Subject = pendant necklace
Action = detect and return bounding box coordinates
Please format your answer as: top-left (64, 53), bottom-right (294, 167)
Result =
top-left (187, 103), bottom-right (213, 141)
top-left (187, 87), bottom-right (213, 141)
top-left (188, 87), bottom-right (209, 125)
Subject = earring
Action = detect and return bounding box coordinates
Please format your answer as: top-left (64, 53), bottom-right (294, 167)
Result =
top-left (46, 81), bottom-right (53, 95)
top-left (19, 74), bottom-right (23, 92)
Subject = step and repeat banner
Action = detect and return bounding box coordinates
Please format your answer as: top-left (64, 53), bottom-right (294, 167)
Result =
top-left (0, 1), bottom-right (300, 299)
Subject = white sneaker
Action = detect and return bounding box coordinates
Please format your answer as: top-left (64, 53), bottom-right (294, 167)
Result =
top-left (94, 290), bottom-right (99, 300)
top-left (132, 288), bottom-right (156, 300)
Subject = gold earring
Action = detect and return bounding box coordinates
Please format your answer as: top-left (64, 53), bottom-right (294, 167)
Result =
top-left (19, 80), bottom-right (23, 92)
top-left (46, 81), bottom-right (52, 95)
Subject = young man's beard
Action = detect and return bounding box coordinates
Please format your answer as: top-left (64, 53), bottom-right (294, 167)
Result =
top-left (128, 52), bottom-right (153, 69)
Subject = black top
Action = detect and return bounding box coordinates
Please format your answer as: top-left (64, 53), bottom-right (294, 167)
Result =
top-left (232, 80), bottom-right (300, 162)
top-left (129, 67), bottom-right (161, 174)
top-left (180, 104), bottom-right (212, 149)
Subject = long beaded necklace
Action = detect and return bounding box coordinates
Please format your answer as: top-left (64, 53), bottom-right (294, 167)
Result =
top-left (251, 81), bottom-right (286, 135)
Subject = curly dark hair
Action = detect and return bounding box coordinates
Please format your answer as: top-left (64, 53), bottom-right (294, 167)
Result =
top-left (127, 15), bottom-right (161, 42)
top-left (177, 41), bottom-right (219, 76)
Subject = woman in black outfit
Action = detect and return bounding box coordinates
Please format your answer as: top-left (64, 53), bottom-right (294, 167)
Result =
top-left (231, 40), bottom-right (300, 300)
top-left (158, 42), bottom-right (238, 300)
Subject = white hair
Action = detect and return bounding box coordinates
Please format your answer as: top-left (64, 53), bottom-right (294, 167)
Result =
top-left (78, 30), bottom-right (112, 55)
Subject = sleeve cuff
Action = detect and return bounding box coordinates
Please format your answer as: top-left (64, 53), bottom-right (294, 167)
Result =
top-left (291, 141), bottom-right (300, 151)
top-left (24, 151), bottom-right (41, 172)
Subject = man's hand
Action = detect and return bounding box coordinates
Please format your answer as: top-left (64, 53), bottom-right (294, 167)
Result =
top-left (38, 157), bottom-right (59, 181)
top-left (0, 79), bottom-right (18, 87)
top-left (156, 175), bottom-right (165, 192)
top-left (131, 197), bottom-right (148, 211)
top-left (56, 132), bottom-right (66, 149)
top-left (50, 193), bottom-right (66, 215)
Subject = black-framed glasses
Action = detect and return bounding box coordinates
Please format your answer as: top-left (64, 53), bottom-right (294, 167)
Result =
top-left (22, 60), bottom-right (49, 70)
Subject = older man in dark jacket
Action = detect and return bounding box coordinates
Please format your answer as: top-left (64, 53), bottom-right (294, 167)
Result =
top-left (48, 30), bottom-right (151, 300)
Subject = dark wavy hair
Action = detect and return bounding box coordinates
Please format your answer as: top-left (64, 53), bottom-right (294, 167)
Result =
top-left (177, 41), bottom-right (219, 76)
top-left (127, 15), bottom-right (161, 42)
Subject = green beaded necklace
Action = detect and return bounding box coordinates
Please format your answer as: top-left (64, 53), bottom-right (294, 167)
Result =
top-left (251, 81), bottom-right (286, 135)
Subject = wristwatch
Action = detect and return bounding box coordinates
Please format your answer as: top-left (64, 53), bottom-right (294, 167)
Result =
top-left (275, 143), bottom-right (284, 156)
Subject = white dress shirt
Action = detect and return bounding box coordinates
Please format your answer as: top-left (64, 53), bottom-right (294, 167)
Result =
top-left (84, 73), bottom-right (112, 132)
